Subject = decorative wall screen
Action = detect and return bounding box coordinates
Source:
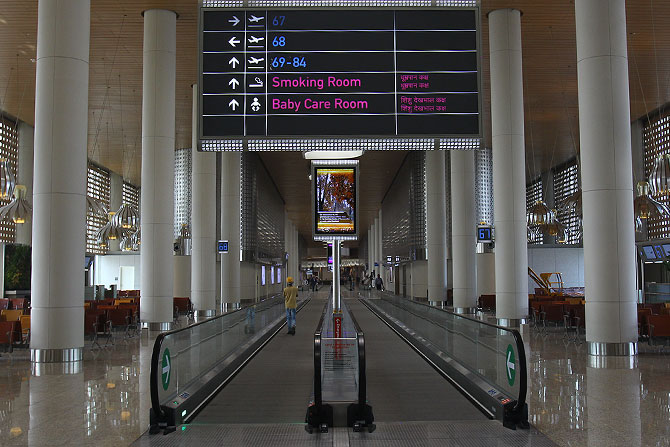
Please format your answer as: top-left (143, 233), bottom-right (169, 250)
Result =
top-left (86, 164), bottom-right (111, 254)
top-left (381, 151), bottom-right (426, 262)
top-left (0, 116), bottom-right (18, 243)
top-left (475, 147), bottom-right (494, 225)
top-left (644, 113), bottom-right (670, 239)
top-left (174, 148), bottom-right (192, 238)
top-left (241, 152), bottom-right (286, 262)
top-left (526, 177), bottom-right (543, 245)
top-left (123, 181), bottom-right (140, 211)
top-left (553, 160), bottom-right (580, 244)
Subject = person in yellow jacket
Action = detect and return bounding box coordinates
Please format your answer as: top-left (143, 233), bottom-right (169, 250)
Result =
top-left (284, 277), bottom-right (299, 335)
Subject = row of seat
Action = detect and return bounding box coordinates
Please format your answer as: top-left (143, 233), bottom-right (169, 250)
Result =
top-left (0, 297), bottom-right (29, 311)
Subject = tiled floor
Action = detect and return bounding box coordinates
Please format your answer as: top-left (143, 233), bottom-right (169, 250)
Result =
top-left (1, 313), bottom-right (669, 446)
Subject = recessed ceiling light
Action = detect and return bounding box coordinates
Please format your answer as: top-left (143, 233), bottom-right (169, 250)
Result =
top-left (303, 150), bottom-right (363, 160)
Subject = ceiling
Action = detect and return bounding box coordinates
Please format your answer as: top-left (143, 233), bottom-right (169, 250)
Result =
top-left (1, 0), bottom-right (669, 244)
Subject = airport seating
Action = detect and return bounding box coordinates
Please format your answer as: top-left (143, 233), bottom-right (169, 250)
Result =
top-left (647, 315), bottom-right (670, 345)
top-left (478, 295), bottom-right (496, 311)
top-left (539, 303), bottom-right (565, 330)
top-left (10, 298), bottom-right (28, 310)
top-left (1, 309), bottom-right (23, 322)
top-left (0, 321), bottom-right (20, 352)
top-left (174, 297), bottom-right (191, 314)
top-left (638, 308), bottom-right (653, 337)
top-left (19, 315), bottom-right (30, 344)
top-left (106, 308), bottom-right (134, 339)
top-left (0, 298), bottom-right (9, 310)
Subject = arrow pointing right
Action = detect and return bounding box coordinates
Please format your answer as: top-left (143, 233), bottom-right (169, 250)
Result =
top-left (228, 78), bottom-right (239, 90)
top-left (228, 57), bottom-right (239, 68)
top-left (162, 354), bottom-right (170, 377)
top-left (228, 16), bottom-right (240, 26)
top-left (229, 99), bottom-right (240, 111)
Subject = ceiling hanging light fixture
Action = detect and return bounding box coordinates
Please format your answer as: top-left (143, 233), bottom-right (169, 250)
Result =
top-left (87, 195), bottom-right (108, 216)
top-left (0, 159), bottom-right (16, 200)
top-left (113, 203), bottom-right (139, 229)
top-left (635, 181), bottom-right (670, 219)
top-left (96, 211), bottom-right (129, 247)
top-left (0, 185), bottom-right (31, 224)
top-left (649, 154), bottom-right (670, 196)
top-left (527, 200), bottom-right (555, 226)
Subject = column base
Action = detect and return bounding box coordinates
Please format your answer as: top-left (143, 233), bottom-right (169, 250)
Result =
top-left (195, 309), bottom-right (216, 318)
top-left (31, 348), bottom-right (82, 363)
top-left (428, 301), bottom-right (444, 308)
top-left (221, 302), bottom-right (241, 313)
top-left (142, 322), bottom-right (173, 331)
top-left (587, 341), bottom-right (638, 357)
top-left (453, 307), bottom-right (477, 314)
top-left (496, 318), bottom-right (527, 328)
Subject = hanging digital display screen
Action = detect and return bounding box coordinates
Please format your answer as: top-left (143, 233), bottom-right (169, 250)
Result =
top-left (313, 166), bottom-right (357, 236)
top-left (200, 9), bottom-right (480, 138)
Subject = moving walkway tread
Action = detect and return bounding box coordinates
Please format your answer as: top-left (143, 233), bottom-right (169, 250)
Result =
top-left (193, 296), bottom-right (328, 424)
top-left (345, 298), bottom-right (488, 422)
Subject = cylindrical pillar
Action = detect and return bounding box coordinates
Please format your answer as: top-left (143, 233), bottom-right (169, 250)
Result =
top-left (426, 150), bottom-right (447, 305)
top-left (17, 122), bottom-right (34, 245)
top-left (293, 224), bottom-right (299, 280)
top-left (220, 152), bottom-right (241, 310)
top-left (140, 9), bottom-right (177, 330)
top-left (31, 0), bottom-right (90, 362)
top-left (451, 150), bottom-right (477, 313)
top-left (333, 240), bottom-right (341, 311)
top-left (109, 172), bottom-right (123, 252)
top-left (284, 212), bottom-right (290, 286)
top-left (373, 218), bottom-right (379, 275)
top-left (191, 84), bottom-right (217, 317)
top-left (378, 209), bottom-right (383, 276)
top-left (576, 0), bottom-right (637, 355)
top-left (489, 9), bottom-right (528, 325)
top-left (368, 226), bottom-right (373, 273)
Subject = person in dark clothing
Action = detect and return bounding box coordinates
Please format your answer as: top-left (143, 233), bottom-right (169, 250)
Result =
top-left (375, 274), bottom-right (384, 291)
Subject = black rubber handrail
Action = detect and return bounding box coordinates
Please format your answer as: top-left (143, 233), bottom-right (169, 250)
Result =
top-left (312, 306), bottom-right (326, 410)
top-left (376, 293), bottom-right (527, 417)
top-left (150, 293), bottom-right (282, 420)
top-left (347, 306), bottom-right (366, 414)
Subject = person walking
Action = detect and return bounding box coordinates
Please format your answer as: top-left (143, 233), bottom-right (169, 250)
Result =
top-left (284, 276), bottom-right (298, 335)
top-left (375, 274), bottom-right (384, 291)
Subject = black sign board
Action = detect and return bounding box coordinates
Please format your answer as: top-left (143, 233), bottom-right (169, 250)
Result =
top-left (200, 9), bottom-right (480, 138)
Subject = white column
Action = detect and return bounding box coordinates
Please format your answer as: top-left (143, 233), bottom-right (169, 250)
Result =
top-left (373, 219), bottom-right (379, 274)
top-left (140, 9), bottom-right (176, 329)
top-left (286, 220), bottom-right (293, 280)
top-left (378, 209), bottom-right (383, 277)
top-left (368, 227), bottom-right (373, 273)
top-left (109, 172), bottom-right (123, 252)
top-left (191, 85), bottom-right (217, 316)
top-left (31, 0), bottom-right (90, 362)
top-left (293, 224), bottom-right (299, 280)
top-left (426, 151), bottom-right (447, 305)
top-left (221, 152), bottom-right (241, 310)
top-left (451, 149), bottom-right (477, 313)
top-left (489, 9), bottom-right (528, 325)
top-left (17, 122), bottom-right (34, 245)
top-left (284, 212), bottom-right (290, 285)
top-left (576, 0), bottom-right (637, 355)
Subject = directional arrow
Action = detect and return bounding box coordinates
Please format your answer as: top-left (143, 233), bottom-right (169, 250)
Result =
top-left (228, 78), bottom-right (240, 90)
top-left (228, 57), bottom-right (239, 68)
top-left (506, 351), bottom-right (515, 375)
top-left (228, 36), bottom-right (240, 47)
top-left (228, 16), bottom-right (240, 27)
top-left (229, 99), bottom-right (240, 111)
top-left (162, 354), bottom-right (170, 377)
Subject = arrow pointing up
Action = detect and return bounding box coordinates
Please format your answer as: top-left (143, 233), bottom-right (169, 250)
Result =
top-left (229, 78), bottom-right (240, 89)
top-left (228, 36), bottom-right (240, 47)
top-left (228, 57), bottom-right (239, 68)
top-left (229, 99), bottom-right (240, 111)
top-left (228, 16), bottom-right (240, 26)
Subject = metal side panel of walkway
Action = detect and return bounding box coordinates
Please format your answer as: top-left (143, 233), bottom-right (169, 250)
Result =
top-left (192, 295), bottom-right (328, 424)
top-left (344, 298), bottom-right (487, 422)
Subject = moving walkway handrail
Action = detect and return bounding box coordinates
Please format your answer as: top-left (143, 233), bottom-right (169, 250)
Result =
top-left (375, 293), bottom-right (527, 423)
top-left (348, 307), bottom-right (367, 416)
top-left (150, 294), bottom-right (282, 423)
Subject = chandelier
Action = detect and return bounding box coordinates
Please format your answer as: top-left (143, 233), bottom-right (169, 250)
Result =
top-left (87, 195), bottom-right (108, 216)
top-left (0, 159), bottom-right (16, 200)
top-left (527, 200), bottom-right (555, 226)
top-left (0, 185), bottom-right (31, 224)
top-left (120, 228), bottom-right (141, 252)
top-left (96, 212), bottom-right (130, 248)
top-left (113, 203), bottom-right (139, 229)
top-left (634, 181), bottom-right (669, 219)
top-left (649, 154), bottom-right (670, 196)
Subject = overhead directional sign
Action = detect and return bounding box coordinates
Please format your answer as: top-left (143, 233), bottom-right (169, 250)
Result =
top-left (505, 344), bottom-right (516, 387)
top-left (200, 8), bottom-right (480, 139)
top-left (161, 348), bottom-right (172, 391)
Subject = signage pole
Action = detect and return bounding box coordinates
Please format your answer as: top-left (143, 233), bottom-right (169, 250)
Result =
top-left (333, 239), bottom-right (342, 337)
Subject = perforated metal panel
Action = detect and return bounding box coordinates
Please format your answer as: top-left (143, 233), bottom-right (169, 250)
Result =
top-left (381, 151), bottom-right (426, 262)
top-left (0, 116), bottom-right (17, 243)
top-left (241, 152), bottom-right (286, 262)
top-left (123, 181), bottom-right (140, 210)
top-left (553, 160), bottom-right (580, 244)
top-left (526, 177), bottom-right (543, 245)
top-left (203, 0), bottom-right (479, 7)
top-left (644, 113), bottom-right (670, 239)
top-left (174, 148), bottom-right (192, 238)
top-left (475, 146), bottom-right (493, 225)
top-left (86, 164), bottom-right (111, 254)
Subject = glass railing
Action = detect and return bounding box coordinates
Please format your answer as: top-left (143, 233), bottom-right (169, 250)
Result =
top-left (150, 293), bottom-right (308, 430)
top-left (363, 293), bottom-right (528, 429)
top-left (307, 292), bottom-right (374, 432)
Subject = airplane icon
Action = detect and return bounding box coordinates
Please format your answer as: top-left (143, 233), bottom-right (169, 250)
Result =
top-left (248, 56), bottom-right (264, 65)
top-left (248, 36), bottom-right (264, 44)
top-left (249, 15), bottom-right (264, 23)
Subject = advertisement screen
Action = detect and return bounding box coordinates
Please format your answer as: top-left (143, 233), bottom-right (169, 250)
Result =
top-left (314, 167), bottom-right (356, 235)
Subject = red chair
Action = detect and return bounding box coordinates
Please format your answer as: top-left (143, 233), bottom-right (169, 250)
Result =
top-left (0, 321), bottom-right (20, 352)
top-left (647, 315), bottom-right (670, 346)
top-left (0, 298), bottom-right (9, 310)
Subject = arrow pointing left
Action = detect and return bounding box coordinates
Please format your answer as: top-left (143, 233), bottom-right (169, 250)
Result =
top-left (229, 78), bottom-right (240, 89)
top-left (228, 16), bottom-right (240, 26)
top-left (228, 36), bottom-right (240, 47)
top-left (229, 99), bottom-right (240, 111)
top-left (506, 351), bottom-right (515, 375)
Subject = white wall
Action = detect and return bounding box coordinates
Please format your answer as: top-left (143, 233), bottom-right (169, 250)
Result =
top-left (527, 246), bottom-right (584, 291)
top-left (477, 252), bottom-right (496, 295)
top-left (94, 254), bottom-right (141, 290)
top-left (173, 255), bottom-right (191, 297)
top-left (410, 260), bottom-right (428, 299)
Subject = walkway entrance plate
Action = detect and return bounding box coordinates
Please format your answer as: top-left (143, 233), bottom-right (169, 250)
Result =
top-left (161, 348), bottom-right (171, 390)
top-left (505, 344), bottom-right (516, 386)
